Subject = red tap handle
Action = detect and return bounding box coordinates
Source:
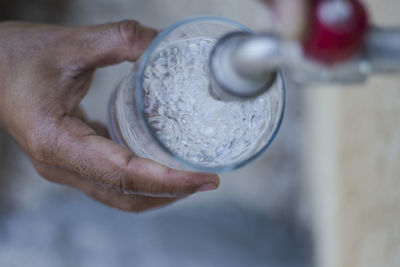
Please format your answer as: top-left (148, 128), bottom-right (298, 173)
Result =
top-left (302, 0), bottom-right (369, 64)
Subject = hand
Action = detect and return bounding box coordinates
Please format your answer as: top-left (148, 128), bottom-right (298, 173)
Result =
top-left (261, 0), bottom-right (311, 39)
top-left (0, 21), bottom-right (220, 212)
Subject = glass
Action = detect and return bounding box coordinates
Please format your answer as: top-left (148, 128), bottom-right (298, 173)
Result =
top-left (108, 16), bottom-right (286, 173)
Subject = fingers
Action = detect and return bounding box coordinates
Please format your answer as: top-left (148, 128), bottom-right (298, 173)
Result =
top-left (36, 115), bottom-right (220, 198)
top-left (33, 162), bottom-right (180, 212)
top-left (86, 121), bottom-right (109, 138)
top-left (62, 20), bottom-right (158, 70)
top-left (72, 107), bottom-right (108, 137)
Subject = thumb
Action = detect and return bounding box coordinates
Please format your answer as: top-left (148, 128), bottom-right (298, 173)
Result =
top-left (64, 20), bottom-right (158, 70)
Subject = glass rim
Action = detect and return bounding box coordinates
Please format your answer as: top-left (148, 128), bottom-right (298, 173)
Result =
top-left (135, 16), bottom-right (286, 173)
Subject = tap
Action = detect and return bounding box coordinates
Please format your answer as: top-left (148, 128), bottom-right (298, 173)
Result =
top-left (209, 0), bottom-right (400, 100)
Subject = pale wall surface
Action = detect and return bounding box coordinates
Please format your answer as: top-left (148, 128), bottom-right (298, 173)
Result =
top-left (304, 1), bottom-right (400, 267)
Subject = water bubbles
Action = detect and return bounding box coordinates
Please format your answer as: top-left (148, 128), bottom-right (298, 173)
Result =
top-left (149, 116), bottom-right (181, 145)
top-left (167, 54), bottom-right (178, 68)
top-left (251, 114), bottom-right (264, 130)
top-left (143, 37), bottom-right (270, 166)
top-left (144, 66), bottom-right (152, 79)
top-left (148, 78), bottom-right (163, 92)
top-left (160, 48), bottom-right (171, 58)
top-left (152, 57), bottom-right (169, 77)
top-left (188, 42), bottom-right (197, 51)
top-left (203, 126), bottom-right (215, 136)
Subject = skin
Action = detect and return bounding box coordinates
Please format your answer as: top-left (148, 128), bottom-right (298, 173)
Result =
top-left (0, 1), bottom-right (311, 213)
top-left (0, 20), bottom-right (220, 212)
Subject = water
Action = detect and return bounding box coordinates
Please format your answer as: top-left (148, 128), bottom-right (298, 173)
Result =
top-left (143, 37), bottom-right (270, 166)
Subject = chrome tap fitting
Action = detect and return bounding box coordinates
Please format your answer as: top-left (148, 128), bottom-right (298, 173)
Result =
top-left (209, 27), bottom-right (400, 100)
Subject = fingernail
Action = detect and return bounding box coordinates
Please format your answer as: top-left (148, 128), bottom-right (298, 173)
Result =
top-left (196, 183), bottom-right (217, 193)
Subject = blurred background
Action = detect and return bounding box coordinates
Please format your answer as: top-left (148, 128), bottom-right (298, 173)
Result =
top-left (0, 1), bottom-right (310, 267)
top-left (1, 0), bottom-right (399, 267)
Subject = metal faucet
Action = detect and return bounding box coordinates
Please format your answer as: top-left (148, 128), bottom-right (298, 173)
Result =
top-left (209, 0), bottom-right (400, 100)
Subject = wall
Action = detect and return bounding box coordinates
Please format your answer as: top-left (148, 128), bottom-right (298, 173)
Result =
top-left (304, 1), bottom-right (400, 266)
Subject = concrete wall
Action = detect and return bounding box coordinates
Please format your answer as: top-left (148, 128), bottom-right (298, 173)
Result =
top-left (304, 1), bottom-right (400, 266)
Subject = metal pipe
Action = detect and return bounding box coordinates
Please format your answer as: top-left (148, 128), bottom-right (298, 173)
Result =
top-left (366, 27), bottom-right (400, 73)
top-left (209, 26), bottom-right (400, 101)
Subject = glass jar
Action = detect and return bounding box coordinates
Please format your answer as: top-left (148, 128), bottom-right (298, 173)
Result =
top-left (108, 16), bottom-right (286, 173)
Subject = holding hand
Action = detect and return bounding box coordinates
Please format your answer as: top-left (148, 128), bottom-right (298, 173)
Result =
top-left (0, 21), bottom-right (220, 212)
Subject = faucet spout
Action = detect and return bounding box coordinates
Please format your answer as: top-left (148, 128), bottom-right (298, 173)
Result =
top-left (209, 26), bottom-right (400, 96)
top-left (209, 32), bottom-right (279, 101)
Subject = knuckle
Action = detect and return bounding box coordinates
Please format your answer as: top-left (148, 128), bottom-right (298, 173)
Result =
top-left (26, 126), bottom-right (58, 165)
top-left (148, 182), bottom-right (167, 196)
top-left (26, 134), bottom-right (49, 165)
top-left (118, 175), bottom-right (139, 195)
top-left (117, 156), bottom-right (142, 194)
top-left (117, 20), bottom-right (139, 49)
top-left (118, 159), bottom-right (192, 197)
